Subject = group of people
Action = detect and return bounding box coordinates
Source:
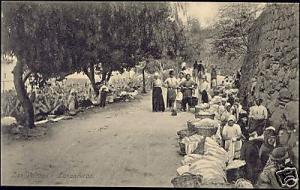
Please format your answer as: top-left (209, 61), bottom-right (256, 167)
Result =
top-left (213, 86), bottom-right (298, 188)
top-left (1, 77), bottom-right (140, 122)
top-left (151, 62), bottom-right (298, 188)
top-left (152, 61), bottom-right (212, 114)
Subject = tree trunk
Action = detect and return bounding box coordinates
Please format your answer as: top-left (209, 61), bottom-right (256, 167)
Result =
top-left (83, 64), bottom-right (99, 96)
top-left (106, 71), bottom-right (112, 82)
top-left (100, 71), bottom-right (107, 83)
top-left (142, 68), bottom-right (146, 94)
top-left (13, 60), bottom-right (35, 128)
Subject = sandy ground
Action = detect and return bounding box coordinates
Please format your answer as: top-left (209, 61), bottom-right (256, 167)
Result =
top-left (1, 90), bottom-right (196, 187)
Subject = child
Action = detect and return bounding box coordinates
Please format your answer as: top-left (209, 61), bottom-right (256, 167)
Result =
top-left (99, 81), bottom-right (109, 108)
top-left (176, 88), bottom-right (183, 112)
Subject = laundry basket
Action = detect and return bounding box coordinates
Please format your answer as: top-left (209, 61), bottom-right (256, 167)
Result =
top-left (171, 172), bottom-right (203, 188)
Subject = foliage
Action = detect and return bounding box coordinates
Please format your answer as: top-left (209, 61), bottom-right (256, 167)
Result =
top-left (2, 2), bottom-right (188, 127)
top-left (180, 17), bottom-right (205, 64)
top-left (211, 3), bottom-right (263, 60)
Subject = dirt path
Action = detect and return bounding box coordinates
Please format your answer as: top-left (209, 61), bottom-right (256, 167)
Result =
top-left (1, 91), bottom-right (195, 187)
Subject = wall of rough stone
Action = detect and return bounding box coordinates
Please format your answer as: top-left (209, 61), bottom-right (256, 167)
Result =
top-left (239, 3), bottom-right (299, 129)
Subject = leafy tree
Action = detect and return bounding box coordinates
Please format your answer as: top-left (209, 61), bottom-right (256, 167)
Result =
top-left (2, 2), bottom-right (187, 127)
top-left (211, 3), bottom-right (263, 60)
top-left (2, 2), bottom-right (92, 128)
top-left (180, 17), bottom-right (205, 64)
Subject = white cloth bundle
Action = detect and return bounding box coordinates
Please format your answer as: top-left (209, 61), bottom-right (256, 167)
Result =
top-left (188, 161), bottom-right (227, 184)
top-left (1, 117), bottom-right (17, 127)
top-left (181, 154), bottom-right (204, 166)
top-left (199, 103), bottom-right (210, 110)
top-left (210, 96), bottom-right (222, 104)
top-left (181, 134), bottom-right (204, 155)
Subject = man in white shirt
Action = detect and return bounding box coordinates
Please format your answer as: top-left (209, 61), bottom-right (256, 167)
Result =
top-left (249, 98), bottom-right (268, 136)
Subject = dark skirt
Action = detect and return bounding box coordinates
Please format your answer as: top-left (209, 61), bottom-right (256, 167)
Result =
top-left (152, 87), bottom-right (165, 112)
top-left (249, 119), bottom-right (265, 136)
top-left (201, 90), bottom-right (209, 103)
top-left (167, 88), bottom-right (176, 108)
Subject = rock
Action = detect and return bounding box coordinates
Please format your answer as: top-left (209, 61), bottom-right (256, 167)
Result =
top-left (269, 107), bottom-right (286, 130)
top-left (279, 88), bottom-right (292, 99)
top-left (284, 101), bottom-right (299, 125)
top-left (289, 80), bottom-right (299, 101)
top-left (240, 5), bottom-right (299, 123)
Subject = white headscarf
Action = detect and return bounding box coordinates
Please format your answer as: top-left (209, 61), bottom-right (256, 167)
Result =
top-left (265, 126), bottom-right (276, 132)
top-left (181, 62), bottom-right (186, 68)
top-left (228, 115), bottom-right (236, 122)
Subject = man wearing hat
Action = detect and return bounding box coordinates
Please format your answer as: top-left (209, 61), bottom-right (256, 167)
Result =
top-left (277, 127), bottom-right (299, 170)
top-left (249, 97), bottom-right (268, 136)
top-left (257, 147), bottom-right (296, 189)
top-left (259, 126), bottom-right (277, 168)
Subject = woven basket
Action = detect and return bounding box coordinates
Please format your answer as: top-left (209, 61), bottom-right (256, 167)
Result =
top-left (199, 182), bottom-right (235, 188)
top-left (187, 119), bottom-right (202, 132)
top-left (177, 129), bottom-right (196, 140)
top-left (194, 126), bottom-right (218, 137)
top-left (195, 113), bottom-right (215, 120)
top-left (171, 172), bottom-right (203, 188)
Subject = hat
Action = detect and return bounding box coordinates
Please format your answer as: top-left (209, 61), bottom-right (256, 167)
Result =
top-left (70, 89), bottom-right (76, 94)
top-left (270, 147), bottom-right (289, 161)
top-left (228, 115), bottom-right (236, 122)
top-left (249, 131), bottom-right (264, 141)
top-left (221, 98), bottom-right (227, 102)
top-left (154, 72), bottom-right (159, 77)
top-left (256, 97), bottom-right (263, 101)
top-left (225, 103), bottom-right (231, 107)
top-left (265, 126), bottom-right (276, 132)
top-left (239, 111), bottom-right (248, 118)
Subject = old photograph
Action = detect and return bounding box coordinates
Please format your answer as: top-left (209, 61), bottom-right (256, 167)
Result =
top-left (1, 1), bottom-right (299, 188)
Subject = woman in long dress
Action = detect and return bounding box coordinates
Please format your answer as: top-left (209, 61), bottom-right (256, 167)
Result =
top-left (164, 70), bottom-right (178, 110)
top-left (68, 89), bottom-right (77, 114)
top-left (152, 72), bottom-right (165, 112)
top-left (222, 115), bottom-right (243, 160)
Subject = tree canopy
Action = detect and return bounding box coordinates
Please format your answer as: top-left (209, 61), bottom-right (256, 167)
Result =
top-left (1, 2), bottom-right (187, 128)
top-left (211, 3), bottom-right (264, 60)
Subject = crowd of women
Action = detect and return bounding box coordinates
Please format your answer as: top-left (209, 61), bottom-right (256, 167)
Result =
top-left (152, 60), bottom-right (213, 114)
top-left (153, 61), bottom-right (298, 188)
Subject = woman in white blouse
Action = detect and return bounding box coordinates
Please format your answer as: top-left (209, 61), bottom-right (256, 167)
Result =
top-left (152, 72), bottom-right (165, 112)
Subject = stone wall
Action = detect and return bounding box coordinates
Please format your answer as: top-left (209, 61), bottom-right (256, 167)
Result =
top-left (239, 3), bottom-right (299, 129)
